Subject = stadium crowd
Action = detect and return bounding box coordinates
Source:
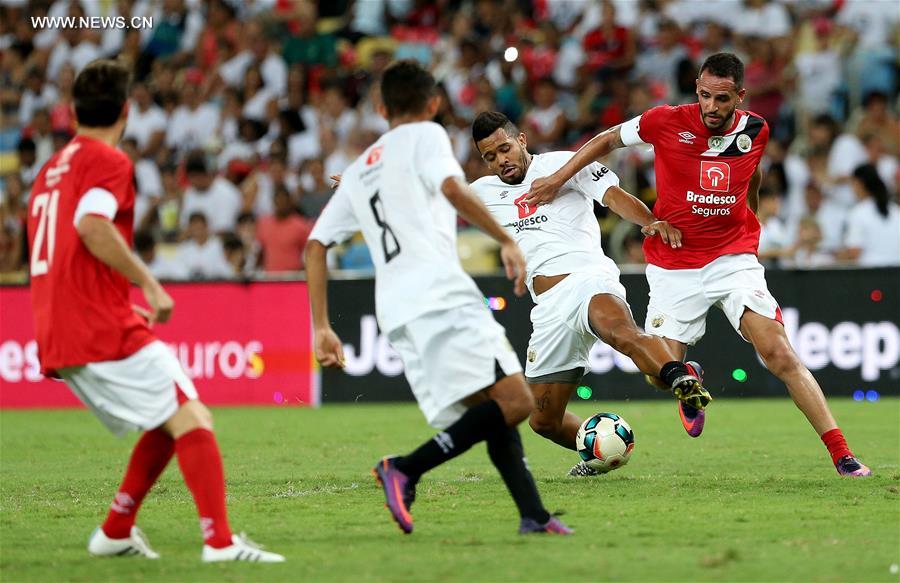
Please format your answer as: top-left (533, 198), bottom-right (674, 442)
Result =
top-left (0, 0), bottom-right (897, 282)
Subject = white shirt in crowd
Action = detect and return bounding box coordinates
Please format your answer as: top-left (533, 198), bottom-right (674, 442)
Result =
top-left (758, 216), bottom-right (790, 257)
top-left (124, 102), bottom-right (168, 151)
top-left (843, 199), bottom-right (900, 266)
top-left (19, 84), bottom-right (59, 126)
top-left (180, 176), bottom-right (242, 233)
top-left (309, 121), bottom-right (483, 333)
top-left (218, 51), bottom-right (287, 96)
top-left (827, 133), bottom-right (868, 207)
top-left (794, 49), bottom-right (841, 116)
top-left (176, 237), bottom-right (233, 279)
top-left (166, 103), bottom-right (220, 152)
top-left (470, 151), bottom-right (621, 299)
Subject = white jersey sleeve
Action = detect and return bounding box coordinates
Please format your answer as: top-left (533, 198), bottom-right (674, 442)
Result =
top-left (413, 122), bottom-right (465, 194)
top-left (308, 184), bottom-right (360, 246)
top-left (570, 161), bottom-right (620, 207)
top-left (620, 115), bottom-right (646, 146)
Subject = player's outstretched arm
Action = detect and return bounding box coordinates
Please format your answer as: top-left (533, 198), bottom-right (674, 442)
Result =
top-left (305, 239), bottom-right (346, 368)
top-left (604, 186), bottom-right (682, 248)
top-left (441, 176), bottom-right (526, 296)
top-left (77, 215), bottom-right (173, 324)
top-left (526, 125), bottom-right (627, 206)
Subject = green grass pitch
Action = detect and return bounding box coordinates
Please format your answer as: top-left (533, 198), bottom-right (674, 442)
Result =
top-left (1, 398), bottom-right (898, 582)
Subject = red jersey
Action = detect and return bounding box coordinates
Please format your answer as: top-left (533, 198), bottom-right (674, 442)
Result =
top-left (623, 103), bottom-right (769, 269)
top-left (27, 135), bottom-right (155, 375)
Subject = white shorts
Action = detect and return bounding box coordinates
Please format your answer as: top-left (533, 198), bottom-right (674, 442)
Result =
top-left (645, 253), bottom-right (782, 346)
top-left (58, 341), bottom-right (198, 437)
top-left (387, 302), bottom-right (522, 429)
top-left (525, 272), bottom-right (629, 380)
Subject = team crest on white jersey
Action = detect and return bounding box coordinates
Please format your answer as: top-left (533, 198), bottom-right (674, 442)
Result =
top-left (737, 134), bottom-right (752, 153)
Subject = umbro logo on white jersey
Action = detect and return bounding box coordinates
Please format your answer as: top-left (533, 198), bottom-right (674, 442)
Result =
top-left (500, 190), bottom-right (509, 198)
top-left (677, 131), bottom-right (696, 144)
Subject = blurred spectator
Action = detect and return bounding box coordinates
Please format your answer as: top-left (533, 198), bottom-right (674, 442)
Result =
top-left (181, 152), bottom-right (242, 233)
top-left (582, 0), bottom-right (635, 79)
top-left (860, 133), bottom-right (898, 197)
top-left (298, 157), bottom-right (334, 218)
top-left (847, 92), bottom-right (899, 154)
top-left (166, 78), bottom-right (220, 153)
top-left (282, 1), bottom-right (338, 68)
top-left (176, 212), bottom-right (233, 279)
top-left (837, 164), bottom-right (900, 266)
top-left (757, 189), bottom-right (789, 265)
top-left (732, 0), bottom-right (791, 41)
top-left (235, 211), bottom-right (261, 272)
top-left (634, 19), bottom-right (686, 103)
top-left (135, 230), bottom-right (189, 280)
top-left (338, 232), bottom-right (375, 270)
top-left (19, 67), bottom-right (57, 127)
top-left (744, 38), bottom-right (786, 133)
top-left (256, 186), bottom-right (313, 273)
top-left (222, 232), bottom-right (249, 277)
top-left (792, 18), bottom-right (841, 119)
top-left (523, 78), bottom-right (566, 153)
top-left (783, 217), bottom-right (833, 268)
top-left (124, 82), bottom-right (167, 159)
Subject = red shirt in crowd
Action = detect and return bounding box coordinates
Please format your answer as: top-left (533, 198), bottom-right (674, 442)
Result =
top-left (257, 214), bottom-right (314, 272)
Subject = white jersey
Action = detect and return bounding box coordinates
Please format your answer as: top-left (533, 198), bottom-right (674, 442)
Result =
top-left (471, 151), bottom-right (621, 298)
top-left (309, 121), bottom-right (484, 333)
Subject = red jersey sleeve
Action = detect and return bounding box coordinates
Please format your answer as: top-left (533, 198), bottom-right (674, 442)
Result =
top-left (635, 105), bottom-right (675, 145)
top-left (82, 147), bottom-right (135, 209)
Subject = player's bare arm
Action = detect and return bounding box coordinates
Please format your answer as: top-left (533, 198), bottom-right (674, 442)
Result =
top-left (603, 186), bottom-right (682, 248)
top-left (441, 176), bottom-right (527, 297)
top-left (305, 239), bottom-right (345, 368)
top-left (77, 215), bottom-right (173, 324)
top-left (526, 124), bottom-right (627, 206)
top-left (747, 165), bottom-right (762, 215)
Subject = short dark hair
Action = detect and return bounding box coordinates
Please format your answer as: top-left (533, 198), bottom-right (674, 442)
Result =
top-left (380, 60), bottom-right (436, 118)
top-left (698, 52), bottom-right (744, 89)
top-left (472, 111), bottom-right (519, 145)
top-left (188, 212), bottom-right (208, 225)
top-left (73, 59), bottom-right (131, 127)
top-left (185, 151), bottom-right (209, 175)
top-left (133, 230), bottom-right (155, 253)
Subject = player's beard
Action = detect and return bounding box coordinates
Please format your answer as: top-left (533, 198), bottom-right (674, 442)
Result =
top-left (703, 105), bottom-right (736, 131)
top-left (498, 144), bottom-right (529, 185)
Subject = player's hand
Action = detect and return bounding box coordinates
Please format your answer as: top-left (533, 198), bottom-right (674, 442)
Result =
top-left (524, 175), bottom-right (563, 207)
top-left (330, 174), bottom-right (341, 189)
top-left (142, 282), bottom-right (174, 324)
top-left (641, 221), bottom-right (682, 248)
top-left (315, 328), bottom-right (346, 368)
top-left (500, 241), bottom-right (527, 297)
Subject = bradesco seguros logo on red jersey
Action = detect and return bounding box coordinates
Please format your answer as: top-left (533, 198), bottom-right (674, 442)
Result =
top-left (700, 160), bottom-right (731, 192)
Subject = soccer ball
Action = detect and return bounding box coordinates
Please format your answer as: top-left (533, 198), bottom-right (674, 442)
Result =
top-left (575, 413), bottom-right (635, 473)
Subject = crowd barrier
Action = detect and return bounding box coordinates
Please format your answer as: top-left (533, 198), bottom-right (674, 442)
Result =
top-left (1, 269), bottom-right (897, 408)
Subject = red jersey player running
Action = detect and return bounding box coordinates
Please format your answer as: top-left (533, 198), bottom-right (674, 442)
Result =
top-left (527, 53), bottom-right (871, 478)
top-left (27, 60), bottom-right (285, 561)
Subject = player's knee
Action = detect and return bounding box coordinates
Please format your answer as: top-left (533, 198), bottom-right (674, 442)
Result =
top-left (528, 413), bottom-right (561, 438)
top-left (759, 344), bottom-right (801, 377)
top-left (498, 389), bottom-right (533, 425)
top-left (174, 400), bottom-right (214, 434)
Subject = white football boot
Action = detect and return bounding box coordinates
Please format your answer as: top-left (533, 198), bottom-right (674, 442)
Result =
top-left (87, 526), bottom-right (160, 559)
top-left (201, 533), bottom-right (285, 563)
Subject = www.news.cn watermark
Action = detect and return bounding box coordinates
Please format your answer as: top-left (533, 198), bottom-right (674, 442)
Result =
top-left (31, 16), bottom-right (154, 30)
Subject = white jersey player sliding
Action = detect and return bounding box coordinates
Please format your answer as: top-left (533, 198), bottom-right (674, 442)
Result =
top-left (469, 112), bottom-right (712, 476)
top-left (306, 62), bottom-right (573, 535)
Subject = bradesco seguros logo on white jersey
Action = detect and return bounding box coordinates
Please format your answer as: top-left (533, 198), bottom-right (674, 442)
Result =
top-left (337, 311), bottom-right (900, 382)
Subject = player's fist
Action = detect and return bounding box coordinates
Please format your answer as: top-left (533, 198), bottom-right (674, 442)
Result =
top-left (315, 328), bottom-right (346, 368)
top-left (500, 241), bottom-right (527, 297)
top-left (524, 175), bottom-right (563, 206)
top-left (641, 221), bottom-right (682, 248)
top-left (142, 282), bottom-right (174, 324)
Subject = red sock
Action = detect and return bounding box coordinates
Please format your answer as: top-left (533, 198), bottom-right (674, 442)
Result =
top-left (821, 428), bottom-right (853, 465)
top-left (102, 428), bottom-right (175, 539)
top-left (175, 428), bottom-right (233, 548)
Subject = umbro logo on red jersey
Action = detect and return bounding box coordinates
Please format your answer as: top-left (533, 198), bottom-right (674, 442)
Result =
top-left (678, 131), bottom-right (696, 144)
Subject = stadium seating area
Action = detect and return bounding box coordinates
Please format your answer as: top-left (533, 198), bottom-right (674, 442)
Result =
top-left (0, 0), bottom-right (897, 282)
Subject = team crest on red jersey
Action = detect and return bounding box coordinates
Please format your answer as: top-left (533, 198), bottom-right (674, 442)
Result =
top-left (514, 192), bottom-right (537, 219)
top-left (366, 146), bottom-right (383, 165)
top-left (700, 160), bottom-right (730, 192)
